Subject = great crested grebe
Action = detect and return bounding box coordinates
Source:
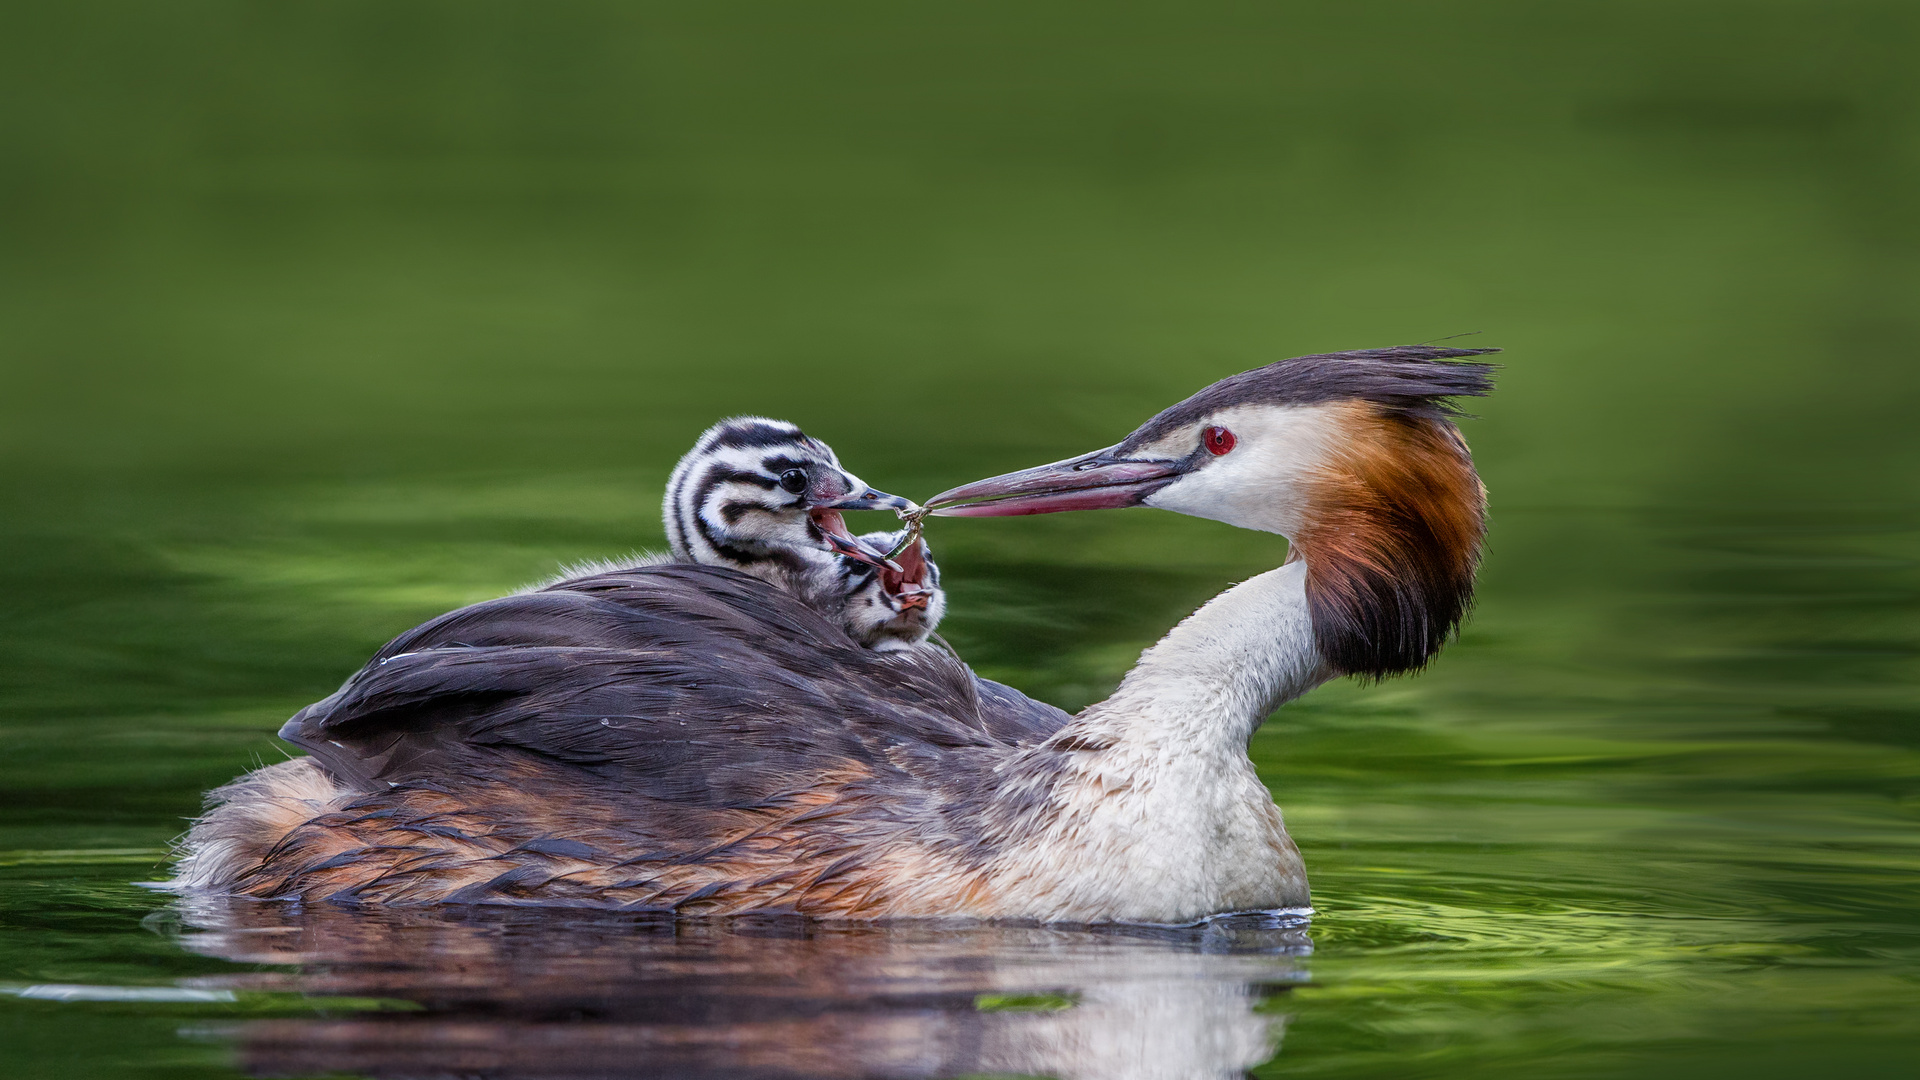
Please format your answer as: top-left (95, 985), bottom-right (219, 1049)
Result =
top-left (171, 346), bottom-right (1493, 923)
top-left (661, 417), bottom-right (945, 650)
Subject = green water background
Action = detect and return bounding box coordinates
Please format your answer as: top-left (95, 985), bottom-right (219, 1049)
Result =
top-left (2, 1), bottom-right (1917, 1075)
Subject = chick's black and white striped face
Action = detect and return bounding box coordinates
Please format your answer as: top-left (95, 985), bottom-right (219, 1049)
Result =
top-left (664, 417), bottom-right (904, 587)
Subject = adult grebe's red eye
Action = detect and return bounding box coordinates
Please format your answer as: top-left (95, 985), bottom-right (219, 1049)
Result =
top-left (1203, 425), bottom-right (1236, 455)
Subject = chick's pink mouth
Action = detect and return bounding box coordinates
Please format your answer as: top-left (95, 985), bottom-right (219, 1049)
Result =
top-left (811, 508), bottom-right (895, 571)
top-left (809, 508), bottom-right (852, 542)
top-left (881, 539), bottom-right (934, 611)
top-left (813, 509), bottom-right (932, 609)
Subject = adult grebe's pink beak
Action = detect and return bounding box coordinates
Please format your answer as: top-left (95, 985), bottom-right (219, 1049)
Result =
top-left (925, 446), bottom-right (1186, 517)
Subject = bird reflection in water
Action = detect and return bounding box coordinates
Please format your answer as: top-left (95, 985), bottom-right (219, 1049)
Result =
top-left (166, 898), bottom-right (1308, 1080)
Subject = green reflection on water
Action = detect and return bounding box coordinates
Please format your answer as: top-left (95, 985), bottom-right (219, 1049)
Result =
top-left (3, 1), bottom-right (1918, 1077)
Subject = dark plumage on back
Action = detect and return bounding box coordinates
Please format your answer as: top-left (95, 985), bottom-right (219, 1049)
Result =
top-left (284, 564), bottom-right (1064, 793)
top-left (212, 563), bottom-right (1070, 910)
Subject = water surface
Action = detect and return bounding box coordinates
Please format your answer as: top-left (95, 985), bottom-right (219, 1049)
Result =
top-left (3, 2), bottom-right (1918, 1077)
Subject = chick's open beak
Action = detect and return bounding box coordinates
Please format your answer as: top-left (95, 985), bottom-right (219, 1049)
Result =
top-left (809, 484), bottom-right (912, 571)
top-left (804, 510), bottom-right (899, 571)
top-left (821, 487), bottom-right (915, 513)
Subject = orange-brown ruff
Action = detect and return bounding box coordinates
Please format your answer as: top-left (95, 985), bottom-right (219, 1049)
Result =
top-left (1298, 401), bottom-right (1485, 679)
top-left (174, 345), bottom-right (1495, 920)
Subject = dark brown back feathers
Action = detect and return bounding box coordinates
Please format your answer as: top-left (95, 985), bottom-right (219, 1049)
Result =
top-left (255, 563), bottom-right (1070, 908)
top-left (284, 563), bottom-right (1068, 794)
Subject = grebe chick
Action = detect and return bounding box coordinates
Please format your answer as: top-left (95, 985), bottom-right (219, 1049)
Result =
top-left (664, 416), bottom-right (944, 650)
top-left (837, 527), bottom-right (945, 651)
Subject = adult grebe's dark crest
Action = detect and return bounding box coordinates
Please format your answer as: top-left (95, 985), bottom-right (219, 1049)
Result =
top-left (660, 417), bottom-right (945, 650)
top-left (172, 346), bottom-right (1493, 922)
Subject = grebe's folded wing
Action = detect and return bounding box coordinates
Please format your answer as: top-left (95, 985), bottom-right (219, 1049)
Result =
top-left (971, 676), bottom-right (1071, 741)
top-left (279, 564), bottom-right (1058, 796)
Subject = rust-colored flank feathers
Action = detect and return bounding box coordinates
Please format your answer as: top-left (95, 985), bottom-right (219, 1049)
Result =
top-left (199, 759), bottom-right (931, 915)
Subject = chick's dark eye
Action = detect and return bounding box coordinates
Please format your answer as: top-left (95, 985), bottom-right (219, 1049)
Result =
top-left (1203, 426), bottom-right (1236, 456)
top-left (778, 469), bottom-right (809, 494)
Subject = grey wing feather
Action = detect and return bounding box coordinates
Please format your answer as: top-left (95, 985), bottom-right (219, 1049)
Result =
top-left (281, 564), bottom-right (1066, 803)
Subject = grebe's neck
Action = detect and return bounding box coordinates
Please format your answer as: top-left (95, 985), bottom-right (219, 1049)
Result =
top-left (976, 560), bottom-right (1326, 923)
top-left (1089, 558), bottom-right (1332, 752)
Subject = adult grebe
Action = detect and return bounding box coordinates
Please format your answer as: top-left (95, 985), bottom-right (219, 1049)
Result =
top-left (171, 346), bottom-right (1492, 922)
